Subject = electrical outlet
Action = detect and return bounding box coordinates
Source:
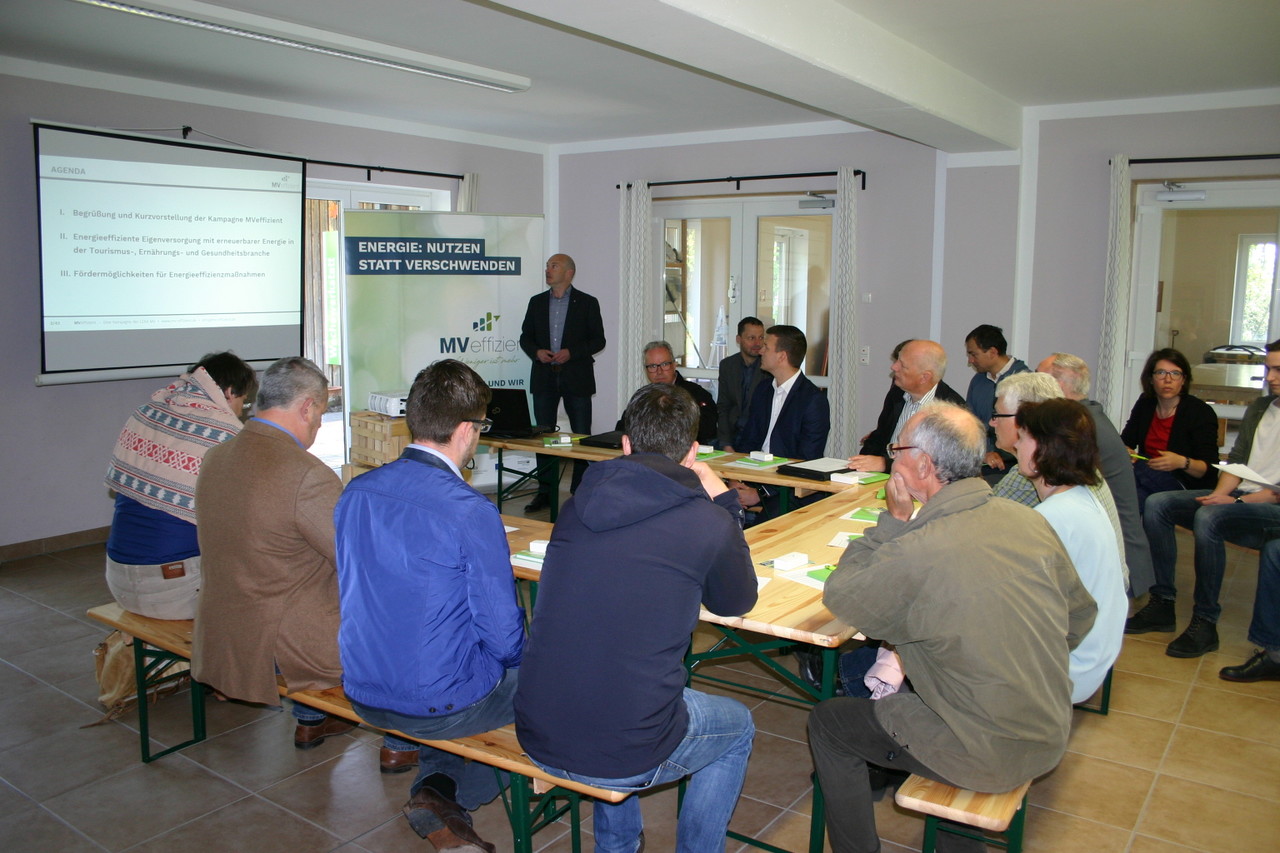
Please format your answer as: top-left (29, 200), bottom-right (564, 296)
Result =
top-left (858, 346), bottom-right (871, 365)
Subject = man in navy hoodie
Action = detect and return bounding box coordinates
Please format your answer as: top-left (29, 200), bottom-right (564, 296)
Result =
top-left (516, 383), bottom-right (759, 853)
top-left (335, 360), bottom-right (525, 853)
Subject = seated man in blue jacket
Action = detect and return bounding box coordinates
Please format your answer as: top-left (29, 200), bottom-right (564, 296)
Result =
top-left (335, 359), bottom-right (525, 853)
top-left (516, 382), bottom-right (758, 853)
top-left (731, 324), bottom-right (831, 518)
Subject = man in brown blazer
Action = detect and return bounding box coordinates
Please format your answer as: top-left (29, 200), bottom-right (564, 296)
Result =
top-left (192, 357), bottom-right (355, 747)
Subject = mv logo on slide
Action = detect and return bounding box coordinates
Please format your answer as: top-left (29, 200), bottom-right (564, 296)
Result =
top-left (440, 310), bottom-right (518, 355)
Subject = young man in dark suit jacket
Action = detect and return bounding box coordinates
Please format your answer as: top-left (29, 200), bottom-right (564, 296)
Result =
top-left (518, 253), bottom-right (606, 510)
top-left (731, 324), bottom-right (830, 519)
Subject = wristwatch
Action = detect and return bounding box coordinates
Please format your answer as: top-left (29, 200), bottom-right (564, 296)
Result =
top-left (1235, 496), bottom-right (1244, 503)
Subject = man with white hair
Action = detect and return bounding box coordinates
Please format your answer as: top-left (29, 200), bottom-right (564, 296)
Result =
top-left (848, 339), bottom-right (965, 473)
top-left (1038, 353), bottom-right (1154, 597)
top-left (811, 403), bottom-right (1095, 852)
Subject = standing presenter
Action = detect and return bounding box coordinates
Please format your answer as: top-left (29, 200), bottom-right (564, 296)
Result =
top-left (519, 253), bottom-right (606, 511)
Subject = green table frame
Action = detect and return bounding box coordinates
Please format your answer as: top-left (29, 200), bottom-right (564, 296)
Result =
top-left (685, 625), bottom-right (839, 853)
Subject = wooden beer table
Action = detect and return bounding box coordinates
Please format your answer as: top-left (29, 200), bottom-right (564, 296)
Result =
top-left (482, 433), bottom-right (859, 521)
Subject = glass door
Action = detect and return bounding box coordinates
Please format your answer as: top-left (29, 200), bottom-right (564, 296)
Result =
top-left (657, 199), bottom-right (832, 378)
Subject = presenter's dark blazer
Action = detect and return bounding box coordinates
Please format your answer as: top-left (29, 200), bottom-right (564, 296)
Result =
top-left (859, 381), bottom-right (966, 465)
top-left (717, 354), bottom-right (771, 448)
top-left (734, 373), bottom-right (830, 461)
top-left (519, 287), bottom-right (606, 397)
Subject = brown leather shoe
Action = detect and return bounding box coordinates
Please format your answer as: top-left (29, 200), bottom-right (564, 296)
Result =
top-left (403, 786), bottom-right (495, 852)
top-left (380, 746), bottom-right (419, 773)
top-left (293, 715), bottom-right (356, 749)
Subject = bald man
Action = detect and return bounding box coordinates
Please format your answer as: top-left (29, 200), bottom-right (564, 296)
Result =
top-left (519, 253), bottom-right (606, 511)
top-left (848, 339), bottom-right (966, 473)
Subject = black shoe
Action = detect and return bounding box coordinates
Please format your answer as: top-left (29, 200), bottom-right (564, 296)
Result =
top-left (1166, 615), bottom-right (1219, 658)
top-left (793, 646), bottom-right (824, 692)
top-left (1219, 649), bottom-right (1280, 682)
top-left (1125, 594), bottom-right (1176, 634)
top-left (523, 493), bottom-right (551, 513)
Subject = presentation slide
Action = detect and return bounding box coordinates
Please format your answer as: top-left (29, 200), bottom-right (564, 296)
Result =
top-left (36, 124), bottom-right (304, 381)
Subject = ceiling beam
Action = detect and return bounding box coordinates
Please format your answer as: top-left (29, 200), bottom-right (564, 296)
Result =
top-left (491, 0), bottom-right (1022, 152)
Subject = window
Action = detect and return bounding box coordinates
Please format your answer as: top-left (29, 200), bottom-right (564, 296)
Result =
top-left (657, 199), bottom-right (832, 379)
top-left (1230, 234), bottom-right (1279, 344)
top-left (303, 181), bottom-right (451, 385)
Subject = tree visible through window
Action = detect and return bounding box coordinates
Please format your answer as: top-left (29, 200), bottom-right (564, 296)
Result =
top-left (1233, 235), bottom-right (1279, 344)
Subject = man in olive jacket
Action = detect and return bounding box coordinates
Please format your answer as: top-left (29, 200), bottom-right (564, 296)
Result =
top-left (809, 403), bottom-right (1095, 853)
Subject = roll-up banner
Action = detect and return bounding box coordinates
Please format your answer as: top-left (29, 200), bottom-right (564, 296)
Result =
top-left (343, 210), bottom-right (544, 415)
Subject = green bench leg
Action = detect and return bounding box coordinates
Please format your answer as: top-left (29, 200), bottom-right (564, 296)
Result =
top-left (1074, 666), bottom-right (1113, 715)
top-left (131, 639), bottom-right (206, 763)
top-left (498, 768), bottom-right (588, 853)
top-left (921, 792), bottom-right (1027, 853)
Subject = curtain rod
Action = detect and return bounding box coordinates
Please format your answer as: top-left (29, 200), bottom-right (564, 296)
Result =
top-left (1126, 154), bottom-right (1280, 165)
top-left (305, 157), bottom-right (464, 182)
top-left (166, 126), bottom-right (466, 181)
top-left (618, 169), bottom-right (865, 191)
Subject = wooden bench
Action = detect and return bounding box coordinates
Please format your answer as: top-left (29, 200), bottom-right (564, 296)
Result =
top-left (895, 775), bottom-right (1031, 853)
top-left (87, 603), bottom-right (206, 762)
top-left (87, 602), bottom-right (624, 853)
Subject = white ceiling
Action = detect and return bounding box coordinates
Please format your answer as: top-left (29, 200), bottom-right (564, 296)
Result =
top-left (1, 0), bottom-right (1276, 152)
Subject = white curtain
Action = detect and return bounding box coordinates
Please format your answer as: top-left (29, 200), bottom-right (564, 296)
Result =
top-left (826, 167), bottom-right (860, 457)
top-left (456, 172), bottom-right (479, 213)
top-left (617, 179), bottom-right (653, 413)
top-left (1097, 156), bottom-right (1132, 419)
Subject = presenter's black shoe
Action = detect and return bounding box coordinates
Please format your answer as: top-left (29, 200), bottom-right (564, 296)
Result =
top-left (1165, 615), bottom-right (1218, 658)
top-left (1125, 595), bottom-right (1176, 634)
top-left (1219, 649), bottom-right (1280, 682)
top-left (523, 492), bottom-right (551, 513)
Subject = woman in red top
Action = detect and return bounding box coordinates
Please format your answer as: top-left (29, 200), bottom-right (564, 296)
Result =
top-left (1120, 348), bottom-right (1220, 511)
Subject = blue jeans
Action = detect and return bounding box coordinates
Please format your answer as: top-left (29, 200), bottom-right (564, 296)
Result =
top-left (530, 689), bottom-right (754, 853)
top-left (1251, 539), bottom-right (1280, 650)
top-left (534, 387), bottom-right (593, 493)
top-left (353, 668), bottom-right (519, 834)
top-left (1144, 489), bottom-right (1280, 622)
top-left (1132, 460), bottom-right (1185, 514)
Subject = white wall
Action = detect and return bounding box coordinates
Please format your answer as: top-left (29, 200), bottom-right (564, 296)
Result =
top-left (1029, 104), bottom-right (1280, 377)
top-left (556, 129), bottom-right (941, 437)
top-left (0, 74), bottom-right (543, 548)
top-left (3, 69), bottom-right (1276, 548)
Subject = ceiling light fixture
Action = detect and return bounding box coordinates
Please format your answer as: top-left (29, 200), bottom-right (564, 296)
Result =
top-left (67, 0), bottom-right (530, 93)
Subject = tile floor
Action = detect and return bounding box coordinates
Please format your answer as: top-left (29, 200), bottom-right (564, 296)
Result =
top-left (0, 529), bottom-right (1275, 852)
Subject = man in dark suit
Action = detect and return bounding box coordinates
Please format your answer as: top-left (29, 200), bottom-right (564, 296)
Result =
top-left (731, 325), bottom-right (830, 518)
top-left (717, 316), bottom-right (769, 450)
top-left (617, 341), bottom-right (719, 445)
top-left (519, 253), bottom-right (606, 511)
top-left (848, 339), bottom-right (965, 473)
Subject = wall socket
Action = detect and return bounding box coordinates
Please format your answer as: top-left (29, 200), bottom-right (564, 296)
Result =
top-left (858, 346), bottom-right (871, 365)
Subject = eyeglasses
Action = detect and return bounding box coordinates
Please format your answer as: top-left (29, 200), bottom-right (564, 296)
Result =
top-left (1152, 369), bottom-right (1185, 379)
top-left (887, 444), bottom-right (918, 459)
top-left (644, 360), bottom-right (675, 372)
top-left (466, 418), bottom-right (493, 433)
top-left (990, 412), bottom-right (1016, 420)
